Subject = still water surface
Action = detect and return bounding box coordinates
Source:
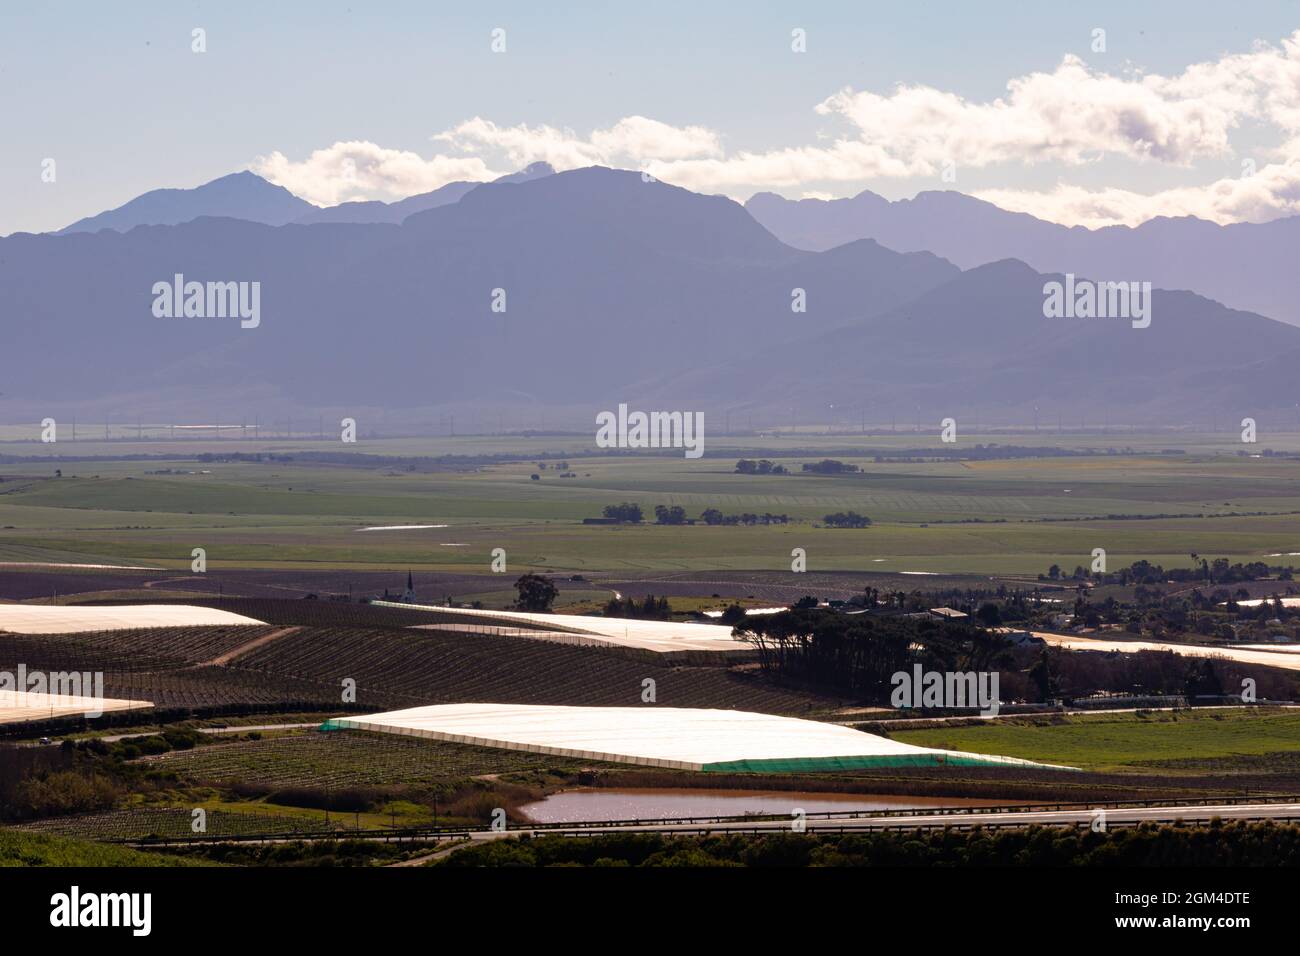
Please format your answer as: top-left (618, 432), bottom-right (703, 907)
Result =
top-left (521, 787), bottom-right (1014, 823)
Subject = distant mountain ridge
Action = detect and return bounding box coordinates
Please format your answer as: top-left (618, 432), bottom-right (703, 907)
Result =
top-left (293, 162), bottom-right (556, 225)
top-left (51, 163), bottom-right (558, 235)
top-left (1, 166), bottom-right (962, 423)
top-left (746, 189), bottom-right (1300, 327)
top-left (633, 257), bottom-right (1300, 424)
top-left (57, 171), bottom-right (317, 235)
top-left (4, 165), bottom-right (1297, 428)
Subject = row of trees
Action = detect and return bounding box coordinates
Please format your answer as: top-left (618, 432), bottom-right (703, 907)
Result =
top-left (734, 608), bottom-right (1008, 699)
top-left (701, 509), bottom-right (790, 525)
top-left (731, 604), bottom-right (1298, 703)
top-left (654, 505), bottom-right (687, 525)
top-left (823, 511), bottom-right (871, 528)
top-left (601, 503), bottom-right (791, 525)
top-left (603, 594), bottom-right (672, 620)
top-left (1045, 557), bottom-right (1294, 586)
top-left (803, 459), bottom-right (860, 474)
top-left (602, 502), bottom-right (644, 522)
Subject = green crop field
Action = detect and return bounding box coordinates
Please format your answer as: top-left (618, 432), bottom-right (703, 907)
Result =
top-left (889, 708), bottom-right (1300, 771)
top-left (3, 431), bottom-right (1300, 576)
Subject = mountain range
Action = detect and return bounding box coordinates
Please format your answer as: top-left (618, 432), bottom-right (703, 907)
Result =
top-left (746, 189), bottom-right (1300, 328)
top-left (2, 165), bottom-right (1298, 429)
top-left (56, 172), bottom-right (318, 234)
top-left (56, 163), bottom-right (559, 234)
top-left (291, 162), bottom-right (556, 225)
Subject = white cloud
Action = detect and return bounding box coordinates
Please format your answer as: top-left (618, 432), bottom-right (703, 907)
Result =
top-left (650, 32), bottom-right (1300, 191)
top-left (814, 55), bottom-right (1239, 169)
top-left (642, 31), bottom-right (1300, 224)
top-left (433, 115), bottom-right (723, 169)
top-left (251, 141), bottom-right (500, 206)
top-left (644, 141), bottom-right (913, 190)
top-left (251, 32), bottom-right (1300, 227)
top-left (974, 158), bottom-right (1300, 228)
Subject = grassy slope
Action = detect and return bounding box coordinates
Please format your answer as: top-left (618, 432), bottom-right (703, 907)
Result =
top-left (0, 827), bottom-right (211, 867)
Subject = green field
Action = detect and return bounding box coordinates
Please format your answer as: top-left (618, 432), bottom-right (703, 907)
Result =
top-left (890, 708), bottom-right (1300, 771)
top-left (4, 431), bottom-right (1300, 575)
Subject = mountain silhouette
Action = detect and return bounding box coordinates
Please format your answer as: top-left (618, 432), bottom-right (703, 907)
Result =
top-left (56, 171), bottom-right (317, 234)
top-left (293, 162), bottom-right (556, 225)
top-left (633, 257), bottom-right (1300, 425)
top-left (0, 167), bottom-right (957, 423)
top-left (747, 189), bottom-right (1300, 328)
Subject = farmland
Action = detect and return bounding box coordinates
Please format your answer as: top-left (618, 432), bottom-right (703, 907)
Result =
top-left (146, 729), bottom-right (602, 789)
top-left (4, 429), bottom-right (1300, 864)
top-left (0, 621), bottom-right (838, 724)
top-left (14, 806), bottom-right (349, 842)
top-left (888, 708), bottom-right (1300, 772)
top-left (3, 431), bottom-right (1300, 580)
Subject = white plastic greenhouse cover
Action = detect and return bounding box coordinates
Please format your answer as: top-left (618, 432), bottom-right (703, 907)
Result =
top-left (323, 703), bottom-right (1075, 773)
top-left (0, 604), bottom-right (266, 634)
top-left (0, 690), bottom-right (153, 725)
top-left (375, 601), bottom-right (746, 653)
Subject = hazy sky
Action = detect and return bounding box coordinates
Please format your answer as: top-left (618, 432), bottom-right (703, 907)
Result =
top-left (5, 1), bottom-right (1300, 234)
